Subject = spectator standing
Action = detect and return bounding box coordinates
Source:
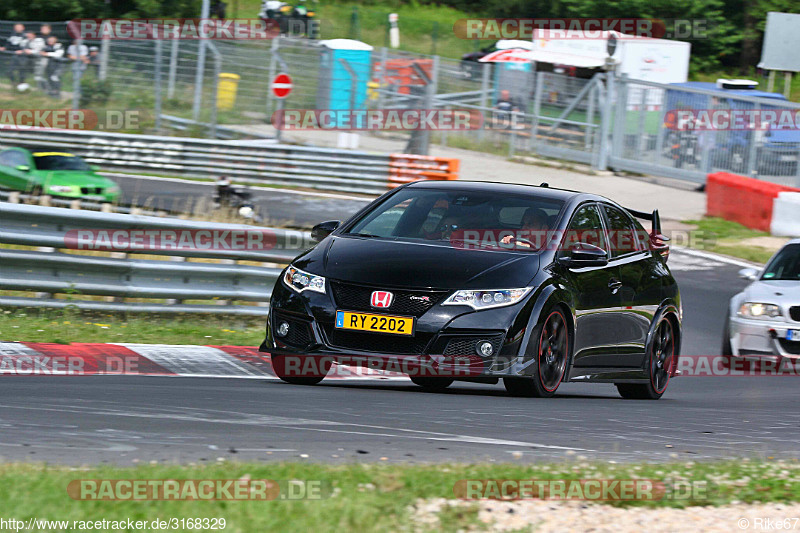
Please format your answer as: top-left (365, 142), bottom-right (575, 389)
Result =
top-left (31, 25), bottom-right (52, 88)
top-left (41, 36), bottom-right (65, 97)
top-left (67, 40), bottom-right (90, 72)
top-left (1, 23), bottom-right (27, 88)
top-left (88, 46), bottom-right (101, 76)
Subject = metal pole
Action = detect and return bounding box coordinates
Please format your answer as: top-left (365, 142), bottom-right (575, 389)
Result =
top-left (272, 51), bottom-right (288, 142)
top-left (99, 38), bottom-right (109, 81)
top-left (155, 39), bottom-right (163, 132)
top-left (478, 61), bottom-right (490, 142)
top-left (211, 50), bottom-right (220, 139)
top-left (530, 73), bottom-right (544, 154)
top-left (419, 55), bottom-right (439, 156)
top-left (746, 102), bottom-right (760, 177)
top-left (376, 47), bottom-right (388, 111)
top-left (266, 37), bottom-right (279, 118)
top-left (192, 0), bottom-right (211, 121)
top-left (598, 69), bottom-right (615, 170)
top-left (72, 36), bottom-right (82, 110)
top-left (167, 39), bottom-right (179, 99)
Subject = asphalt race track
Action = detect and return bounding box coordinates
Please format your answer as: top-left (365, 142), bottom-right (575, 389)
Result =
top-left (110, 174), bottom-right (370, 228)
top-left (3, 250), bottom-right (799, 466)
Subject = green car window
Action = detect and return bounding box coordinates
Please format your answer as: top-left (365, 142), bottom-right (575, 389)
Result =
top-left (34, 155), bottom-right (91, 171)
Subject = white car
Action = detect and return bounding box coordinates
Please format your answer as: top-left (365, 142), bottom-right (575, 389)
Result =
top-left (723, 239), bottom-right (800, 360)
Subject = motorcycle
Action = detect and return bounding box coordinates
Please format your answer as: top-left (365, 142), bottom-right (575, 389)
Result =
top-left (259, 0), bottom-right (317, 38)
top-left (213, 179), bottom-right (262, 222)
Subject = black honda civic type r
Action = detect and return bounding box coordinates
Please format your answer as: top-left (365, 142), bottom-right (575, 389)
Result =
top-left (260, 181), bottom-right (681, 399)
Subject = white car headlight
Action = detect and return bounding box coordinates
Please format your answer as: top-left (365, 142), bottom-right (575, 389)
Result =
top-left (443, 288), bottom-right (532, 310)
top-left (738, 302), bottom-right (782, 320)
top-left (283, 266), bottom-right (326, 294)
top-left (49, 185), bottom-right (74, 194)
top-left (107, 185), bottom-right (120, 193)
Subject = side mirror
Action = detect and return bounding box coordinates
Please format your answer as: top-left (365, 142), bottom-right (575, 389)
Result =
top-left (15, 165), bottom-right (30, 172)
top-left (311, 220), bottom-right (340, 242)
top-left (559, 242), bottom-right (608, 268)
top-left (738, 267), bottom-right (759, 281)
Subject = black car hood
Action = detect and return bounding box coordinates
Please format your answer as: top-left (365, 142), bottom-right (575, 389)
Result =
top-left (295, 236), bottom-right (540, 289)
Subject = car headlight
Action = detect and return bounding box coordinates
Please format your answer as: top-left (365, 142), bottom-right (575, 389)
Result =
top-left (283, 266), bottom-right (326, 294)
top-left (107, 185), bottom-right (120, 193)
top-left (738, 302), bottom-right (783, 320)
top-left (49, 185), bottom-right (74, 194)
top-left (443, 287), bottom-right (532, 310)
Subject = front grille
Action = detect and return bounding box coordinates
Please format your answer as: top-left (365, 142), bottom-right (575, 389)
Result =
top-left (331, 281), bottom-right (447, 318)
top-left (80, 187), bottom-right (103, 195)
top-left (273, 313), bottom-right (313, 349)
top-left (443, 334), bottom-right (505, 357)
top-left (790, 306), bottom-right (800, 322)
top-left (778, 339), bottom-right (800, 355)
top-left (324, 326), bottom-right (432, 355)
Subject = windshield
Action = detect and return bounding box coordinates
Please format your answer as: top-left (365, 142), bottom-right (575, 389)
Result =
top-left (34, 155), bottom-right (91, 171)
top-left (761, 244), bottom-right (800, 281)
top-left (344, 188), bottom-right (564, 251)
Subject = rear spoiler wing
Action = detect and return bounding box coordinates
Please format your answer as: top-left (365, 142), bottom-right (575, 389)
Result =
top-left (627, 208), bottom-right (670, 260)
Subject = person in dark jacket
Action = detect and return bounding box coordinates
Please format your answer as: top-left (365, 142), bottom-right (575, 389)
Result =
top-left (1, 24), bottom-right (27, 88)
top-left (41, 36), bottom-right (65, 97)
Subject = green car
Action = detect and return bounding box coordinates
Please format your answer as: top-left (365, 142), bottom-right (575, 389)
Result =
top-left (0, 148), bottom-right (120, 202)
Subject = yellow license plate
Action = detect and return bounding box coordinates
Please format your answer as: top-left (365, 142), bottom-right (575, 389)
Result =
top-left (335, 310), bottom-right (415, 336)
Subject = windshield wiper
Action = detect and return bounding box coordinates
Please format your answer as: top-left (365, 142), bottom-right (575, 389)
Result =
top-left (349, 232), bottom-right (384, 239)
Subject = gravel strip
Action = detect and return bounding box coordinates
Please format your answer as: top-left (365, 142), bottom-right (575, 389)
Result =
top-left (411, 498), bottom-right (800, 532)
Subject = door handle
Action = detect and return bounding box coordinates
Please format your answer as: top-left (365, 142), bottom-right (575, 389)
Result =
top-left (608, 278), bottom-right (622, 293)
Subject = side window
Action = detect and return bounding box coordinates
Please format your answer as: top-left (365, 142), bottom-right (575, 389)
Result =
top-left (563, 204), bottom-right (607, 253)
top-left (603, 205), bottom-right (640, 258)
top-left (3, 151), bottom-right (27, 168)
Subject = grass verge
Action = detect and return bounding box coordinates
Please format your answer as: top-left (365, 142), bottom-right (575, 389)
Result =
top-left (0, 460), bottom-right (799, 532)
top-left (684, 217), bottom-right (778, 264)
top-left (0, 309), bottom-right (264, 346)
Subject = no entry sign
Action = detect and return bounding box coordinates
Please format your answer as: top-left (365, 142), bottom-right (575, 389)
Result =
top-left (271, 73), bottom-right (293, 99)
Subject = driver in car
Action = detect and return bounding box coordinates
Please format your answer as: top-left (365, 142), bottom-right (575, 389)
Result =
top-left (501, 208), bottom-right (549, 249)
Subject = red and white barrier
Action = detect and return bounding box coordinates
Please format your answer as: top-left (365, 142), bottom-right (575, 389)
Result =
top-left (706, 172), bottom-right (800, 234)
top-left (771, 192), bottom-right (800, 237)
top-left (0, 342), bottom-right (405, 380)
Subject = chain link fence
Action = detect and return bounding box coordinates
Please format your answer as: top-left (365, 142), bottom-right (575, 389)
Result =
top-left (2, 21), bottom-right (799, 187)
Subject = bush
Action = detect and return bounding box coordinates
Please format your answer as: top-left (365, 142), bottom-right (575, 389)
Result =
top-left (79, 76), bottom-right (113, 107)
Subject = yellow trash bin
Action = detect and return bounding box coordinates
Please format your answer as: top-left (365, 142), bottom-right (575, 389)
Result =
top-left (217, 73), bottom-right (241, 111)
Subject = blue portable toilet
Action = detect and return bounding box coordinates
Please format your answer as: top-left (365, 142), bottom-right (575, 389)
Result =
top-left (317, 39), bottom-right (373, 128)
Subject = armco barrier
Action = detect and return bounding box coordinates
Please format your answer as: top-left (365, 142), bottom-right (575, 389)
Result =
top-left (388, 154), bottom-right (460, 188)
top-left (0, 203), bottom-right (313, 315)
top-left (706, 172), bottom-right (800, 232)
top-left (0, 129), bottom-right (460, 195)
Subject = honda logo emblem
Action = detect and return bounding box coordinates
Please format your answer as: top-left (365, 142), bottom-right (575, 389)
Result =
top-left (370, 291), bottom-right (394, 308)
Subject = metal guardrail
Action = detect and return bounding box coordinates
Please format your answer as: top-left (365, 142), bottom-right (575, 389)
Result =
top-left (0, 203), bottom-right (314, 315)
top-left (0, 129), bottom-right (394, 195)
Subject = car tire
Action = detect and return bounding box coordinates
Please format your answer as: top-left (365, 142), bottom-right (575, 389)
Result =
top-left (270, 354), bottom-right (330, 385)
top-left (616, 316), bottom-right (676, 400)
top-left (410, 376), bottom-right (454, 391)
top-left (720, 310), bottom-right (734, 368)
top-left (504, 307), bottom-right (570, 398)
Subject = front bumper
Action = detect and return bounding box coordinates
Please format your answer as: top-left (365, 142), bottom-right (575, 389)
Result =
top-left (261, 279), bottom-right (534, 378)
top-left (729, 315), bottom-right (800, 358)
